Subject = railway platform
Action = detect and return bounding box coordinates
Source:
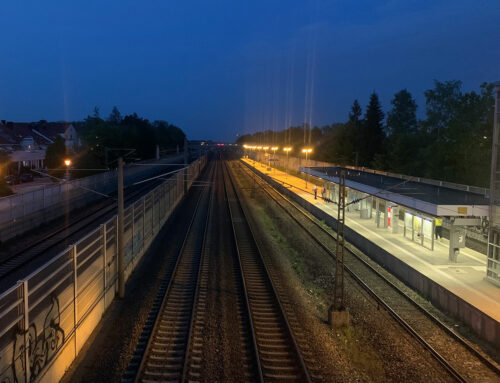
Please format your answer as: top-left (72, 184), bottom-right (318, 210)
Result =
top-left (241, 157), bottom-right (500, 344)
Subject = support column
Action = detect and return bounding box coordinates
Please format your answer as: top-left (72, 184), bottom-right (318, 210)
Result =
top-left (389, 206), bottom-right (399, 233)
top-left (375, 198), bottom-right (380, 228)
top-left (449, 224), bottom-right (466, 262)
top-left (360, 194), bottom-right (371, 219)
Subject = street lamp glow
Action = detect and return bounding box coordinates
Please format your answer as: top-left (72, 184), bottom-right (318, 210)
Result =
top-left (263, 146), bottom-right (269, 150)
top-left (283, 147), bottom-right (292, 153)
top-left (271, 146), bottom-right (278, 151)
top-left (64, 159), bottom-right (72, 167)
top-left (301, 148), bottom-right (313, 188)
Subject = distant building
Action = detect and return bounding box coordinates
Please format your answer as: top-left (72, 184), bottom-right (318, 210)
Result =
top-left (0, 120), bottom-right (81, 173)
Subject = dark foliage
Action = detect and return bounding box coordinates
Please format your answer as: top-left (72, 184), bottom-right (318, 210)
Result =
top-left (238, 81), bottom-right (494, 187)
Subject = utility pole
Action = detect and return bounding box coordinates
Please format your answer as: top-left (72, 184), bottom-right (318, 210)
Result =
top-left (117, 157), bottom-right (125, 298)
top-left (329, 170), bottom-right (350, 326)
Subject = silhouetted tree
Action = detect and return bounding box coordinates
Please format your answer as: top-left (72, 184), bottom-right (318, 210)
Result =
top-left (361, 92), bottom-right (385, 166)
top-left (386, 89), bottom-right (418, 173)
top-left (108, 106), bottom-right (122, 124)
top-left (45, 136), bottom-right (67, 178)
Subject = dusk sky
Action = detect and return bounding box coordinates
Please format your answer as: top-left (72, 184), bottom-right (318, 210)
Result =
top-left (0, 1), bottom-right (499, 142)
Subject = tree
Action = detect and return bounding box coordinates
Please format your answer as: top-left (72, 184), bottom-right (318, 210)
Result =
top-left (386, 89), bottom-right (418, 173)
top-left (349, 99), bottom-right (362, 123)
top-left (108, 106), bottom-right (122, 124)
top-left (424, 80), bottom-right (462, 139)
top-left (418, 80), bottom-right (494, 185)
top-left (361, 92), bottom-right (385, 167)
top-left (45, 136), bottom-right (67, 178)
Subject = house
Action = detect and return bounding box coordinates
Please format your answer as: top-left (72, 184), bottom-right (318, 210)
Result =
top-left (0, 120), bottom-right (81, 173)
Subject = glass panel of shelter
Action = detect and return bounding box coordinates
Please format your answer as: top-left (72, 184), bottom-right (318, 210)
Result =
top-left (325, 181), bottom-right (437, 252)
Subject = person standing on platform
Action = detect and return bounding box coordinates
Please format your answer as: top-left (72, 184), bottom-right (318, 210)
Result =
top-left (313, 184), bottom-right (318, 199)
top-left (321, 186), bottom-right (326, 201)
top-left (435, 218), bottom-right (443, 240)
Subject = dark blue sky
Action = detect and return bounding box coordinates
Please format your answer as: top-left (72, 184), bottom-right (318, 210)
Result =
top-left (0, 1), bottom-right (499, 141)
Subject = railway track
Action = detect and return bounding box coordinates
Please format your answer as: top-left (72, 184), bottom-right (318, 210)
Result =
top-left (123, 162), bottom-right (214, 382)
top-left (124, 160), bottom-right (312, 382)
top-left (237, 159), bottom-right (500, 383)
top-left (223, 160), bottom-right (311, 382)
top-left (0, 174), bottom-right (169, 282)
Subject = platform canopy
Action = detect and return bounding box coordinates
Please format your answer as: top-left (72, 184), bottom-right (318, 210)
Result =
top-left (303, 166), bottom-right (489, 218)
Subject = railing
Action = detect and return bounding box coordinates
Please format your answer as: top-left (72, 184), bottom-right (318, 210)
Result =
top-left (0, 155), bottom-right (206, 383)
top-left (0, 154), bottom-right (185, 242)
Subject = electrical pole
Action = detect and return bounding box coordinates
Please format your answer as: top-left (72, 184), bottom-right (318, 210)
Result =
top-left (117, 157), bottom-right (125, 298)
top-left (329, 170), bottom-right (349, 326)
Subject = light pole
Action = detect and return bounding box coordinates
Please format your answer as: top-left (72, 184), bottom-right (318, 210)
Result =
top-left (263, 146), bottom-right (269, 168)
top-left (283, 147), bottom-right (292, 178)
top-left (302, 148), bottom-right (313, 188)
top-left (64, 159), bottom-right (72, 181)
top-left (271, 146), bottom-right (278, 171)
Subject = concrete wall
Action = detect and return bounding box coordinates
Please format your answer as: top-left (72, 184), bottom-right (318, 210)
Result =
top-left (243, 160), bottom-right (500, 349)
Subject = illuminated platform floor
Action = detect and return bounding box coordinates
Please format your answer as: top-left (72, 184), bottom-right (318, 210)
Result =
top-left (241, 158), bottom-right (500, 324)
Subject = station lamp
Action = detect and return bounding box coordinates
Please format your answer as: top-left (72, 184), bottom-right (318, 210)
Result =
top-left (302, 147), bottom-right (313, 161)
top-left (301, 148), bottom-right (313, 187)
top-left (64, 159), bottom-right (72, 167)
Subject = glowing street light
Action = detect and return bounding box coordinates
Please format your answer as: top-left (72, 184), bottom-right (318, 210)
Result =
top-left (283, 147), bottom-right (292, 177)
top-left (302, 148), bottom-right (313, 188)
top-left (270, 146), bottom-right (278, 168)
top-left (262, 146), bottom-right (269, 168)
top-left (63, 159), bottom-right (72, 181)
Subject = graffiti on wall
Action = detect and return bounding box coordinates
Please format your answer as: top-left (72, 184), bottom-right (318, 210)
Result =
top-left (0, 296), bottom-right (65, 383)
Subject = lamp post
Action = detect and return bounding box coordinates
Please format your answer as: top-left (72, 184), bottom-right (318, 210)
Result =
top-left (302, 148), bottom-right (313, 188)
top-left (283, 147), bottom-right (292, 178)
top-left (271, 146), bottom-right (278, 170)
top-left (64, 159), bottom-right (72, 181)
top-left (263, 146), bottom-right (269, 168)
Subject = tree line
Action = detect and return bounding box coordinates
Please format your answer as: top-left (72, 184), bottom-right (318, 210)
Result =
top-left (237, 80), bottom-right (494, 187)
top-left (46, 107), bottom-right (186, 178)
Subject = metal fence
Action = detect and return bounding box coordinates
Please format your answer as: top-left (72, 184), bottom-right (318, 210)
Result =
top-left (0, 154), bottom-right (185, 243)
top-left (0, 155), bottom-right (206, 383)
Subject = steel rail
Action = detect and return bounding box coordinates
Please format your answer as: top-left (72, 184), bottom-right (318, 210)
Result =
top-left (224, 160), bottom-right (312, 382)
top-left (124, 162), bottom-right (213, 383)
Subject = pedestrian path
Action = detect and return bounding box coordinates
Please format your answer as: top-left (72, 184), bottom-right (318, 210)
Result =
top-left (241, 158), bottom-right (500, 324)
